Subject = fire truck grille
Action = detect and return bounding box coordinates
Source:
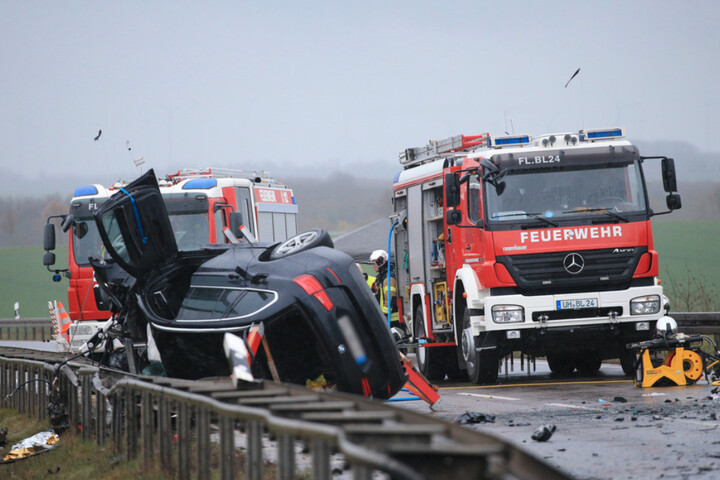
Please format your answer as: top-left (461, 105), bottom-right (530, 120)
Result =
top-left (496, 247), bottom-right (646, 294)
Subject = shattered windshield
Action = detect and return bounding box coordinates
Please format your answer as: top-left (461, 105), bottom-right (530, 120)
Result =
top-left (164, 193), bottom-right (210, 251)
top-left (485, 161), bottom-right (647, 224)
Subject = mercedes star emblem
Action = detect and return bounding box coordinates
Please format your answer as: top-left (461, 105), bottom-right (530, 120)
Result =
top-left (563, 253), bottom-right (585, 275)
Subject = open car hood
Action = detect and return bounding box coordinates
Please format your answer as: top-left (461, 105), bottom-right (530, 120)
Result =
top-left (94, 169), bottom-right (179, 278)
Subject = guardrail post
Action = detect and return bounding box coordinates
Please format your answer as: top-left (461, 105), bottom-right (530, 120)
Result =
top-left (96, 390), bottom-right (107, 446)
top-left (196, 407), bottom-right (210, 480)
top-left (177, 401), bottom-right (190, 480)
top-left (141, 390), bottom-right (154, 468)
top-left (38, 367), bottom-right (49, 421)
top-left (311, 438), bottom-right (331, 480)
top-left (220, 415), bottom-right (234, 480)
top-left (111, 388), bottom-right (124, 455)
top-left (246, 420), bottom-right (262, 480)
top-left (276, 433), bottom-right (295, 480)
top-left (18, 364), bottom-right (28, 415)
top-left (126, 388), bottom-right (138, 460)
top-left (159, 395), bottom-right (172, 472)
top-left (80, 370), bottom-right (93, 441)
top-left (68, 374), bottom-right (79, 432)
top-left (352, 465), bottom-right (372, 480)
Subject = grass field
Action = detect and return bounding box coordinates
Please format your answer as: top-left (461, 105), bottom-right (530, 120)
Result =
top-left (1, 220), bottom-right (718, 318)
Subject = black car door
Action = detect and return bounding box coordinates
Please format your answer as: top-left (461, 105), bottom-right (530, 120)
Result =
top-left (94, 169), bottom-right (178, 278)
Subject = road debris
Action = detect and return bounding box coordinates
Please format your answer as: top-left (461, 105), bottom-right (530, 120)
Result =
top-left (531, 424), bottom-right (557, 442)
top-left (455, 411), bottom-right (496, 424)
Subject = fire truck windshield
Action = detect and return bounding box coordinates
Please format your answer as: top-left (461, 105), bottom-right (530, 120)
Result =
top-left (72, 216), bottom-right (106, 266)
top-left (483, 160), bottom-right (647, 227)
top-left (164, 193), bottom-right (210, 251)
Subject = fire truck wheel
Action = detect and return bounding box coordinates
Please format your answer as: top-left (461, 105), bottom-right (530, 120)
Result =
top-left (414, 305), bottom-right (445, 381)
top-left (462, 310), bottom-right (499, 384)
top-left (270, 229), bottom-right (333, 259)
top-left (574, 353), bottom-right (602, 375)
top-left (546, 352), bottom-right (574, 376)
top-left (620, 349), bottom-right (637, 377)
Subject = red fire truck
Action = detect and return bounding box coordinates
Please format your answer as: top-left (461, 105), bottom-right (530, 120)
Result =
top-left (43, 168), bottom-right (298, 352)
top-left (391, 128), bottom-right (681, 383)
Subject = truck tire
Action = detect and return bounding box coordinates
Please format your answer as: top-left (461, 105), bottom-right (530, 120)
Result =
top-left (575, 353), bottom-right (602, 375)
top-left (462, 310), bottom-right (498, 384)
top-left (620, 349), bottom-right (637, 377)
top-left (414, 305), bottom-right (445, 381)
top-left (547, 352), bottom-right (574, 376)
top-left (270, 229), bottom-right (333, 259)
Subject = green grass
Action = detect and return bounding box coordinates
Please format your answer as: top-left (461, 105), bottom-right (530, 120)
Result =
top-left (1, 220), bottom-right (719, 319)
top-left (0, 409), bottom-right (170, 480)
top-left (652, 220), bottom-right (720, 311)
top-left (0, 246), bottom-right (69, 319)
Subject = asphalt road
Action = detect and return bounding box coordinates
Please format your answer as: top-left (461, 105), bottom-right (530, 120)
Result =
top-left (397, 360), bottom-right (720, 480)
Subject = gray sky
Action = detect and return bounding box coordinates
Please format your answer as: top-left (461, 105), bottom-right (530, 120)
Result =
top-left (1, 1), bottom-right (718, 185)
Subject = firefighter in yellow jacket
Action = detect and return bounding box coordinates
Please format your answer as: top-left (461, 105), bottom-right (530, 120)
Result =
top-left (369, 250), bottom-right (399, 325)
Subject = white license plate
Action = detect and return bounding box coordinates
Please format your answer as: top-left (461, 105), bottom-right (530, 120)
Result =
top-left (556, 298), bottom-right (598, 310)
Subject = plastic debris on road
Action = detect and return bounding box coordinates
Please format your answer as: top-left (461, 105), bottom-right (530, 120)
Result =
top-left (531, 424), bottom-right (557, 442)
top-left (455, 411), bottom-right (496, 424)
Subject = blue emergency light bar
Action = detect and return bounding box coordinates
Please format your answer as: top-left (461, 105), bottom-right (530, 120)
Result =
top-left (74, 185), bottom-right (99, 196)
top-left (579, 128), bottom-right (624, 141)
top-left (490, 135), bottom-right (532, 147)
top-left (183, 178), bottom-right (218, 189)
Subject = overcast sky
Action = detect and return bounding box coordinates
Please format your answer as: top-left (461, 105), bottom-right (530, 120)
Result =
top-left (1, 1), bottom-right (718, 185)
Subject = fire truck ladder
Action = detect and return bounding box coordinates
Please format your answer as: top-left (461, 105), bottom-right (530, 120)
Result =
top-left (399, 134), bottom-right (489, 169)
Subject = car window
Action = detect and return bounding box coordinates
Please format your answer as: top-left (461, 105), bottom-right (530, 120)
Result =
top-left (175, 287), bottom-right (276, 321)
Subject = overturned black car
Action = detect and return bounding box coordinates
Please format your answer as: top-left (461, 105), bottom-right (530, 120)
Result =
top-left (89, 169), bottom-right (406, 399)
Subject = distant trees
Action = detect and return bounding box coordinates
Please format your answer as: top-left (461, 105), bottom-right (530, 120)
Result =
top-left (0, 194), bottom-right (70, 247)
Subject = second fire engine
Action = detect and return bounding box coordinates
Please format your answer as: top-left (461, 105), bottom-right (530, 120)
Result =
top-left (391, 128), bottom-right (681, 383)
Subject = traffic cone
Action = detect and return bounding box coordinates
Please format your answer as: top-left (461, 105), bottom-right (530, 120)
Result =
top-left (56, 301), bottom-right (72, 347)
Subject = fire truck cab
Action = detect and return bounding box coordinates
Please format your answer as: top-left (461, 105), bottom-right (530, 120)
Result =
top-left (43, 168), bottom-right (298, 352)
top-left (392, 128), bottom-right (681, 383)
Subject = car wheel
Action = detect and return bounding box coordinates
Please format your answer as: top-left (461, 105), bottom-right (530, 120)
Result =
top-left (270, 229), bottom-right (333, 259)
top-left (414, 305), bottom-right (445, 381)
top-left (547, 352), bottom-right (574, 376)
top-left (462, 309), bottom-right (498, 384)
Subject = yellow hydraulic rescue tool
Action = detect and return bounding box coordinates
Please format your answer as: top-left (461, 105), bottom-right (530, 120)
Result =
top-left (627, 326), bottom-right (720, 388)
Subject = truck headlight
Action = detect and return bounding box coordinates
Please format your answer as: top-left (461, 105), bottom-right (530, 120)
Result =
top-left (492, 305), bottom-right (524, 323)
top-left (630, 295), bottom-right (661, 315)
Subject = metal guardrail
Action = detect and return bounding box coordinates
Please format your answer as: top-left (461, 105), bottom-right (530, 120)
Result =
top-left (673, 312), bottom-right (720, 336)
top-left (0, 318), bottom-right (53, 341)
top-left (0, 346), bottom-right (571, 480)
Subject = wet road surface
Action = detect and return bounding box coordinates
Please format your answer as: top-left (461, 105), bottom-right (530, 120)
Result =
top-left (397, 360), bottom-right (720, 480)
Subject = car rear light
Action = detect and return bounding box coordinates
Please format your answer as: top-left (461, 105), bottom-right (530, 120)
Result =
top-left (293, 274), bottom-right (334, 311)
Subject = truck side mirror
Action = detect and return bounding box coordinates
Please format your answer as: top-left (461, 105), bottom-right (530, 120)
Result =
top-left (666, 193), bottom-right (682, 211)
top-left (61, 213), bottom-right (75, 233)
top-left (44, 223), bottom-right (56, 251)
top-left (445, 173), bottom-right (461, 208)
top-left (446, 209), bottom-right (462, 225)
top-left (661, 158), bottom-right (678, 192)
top-left (43, 252), bottom-right (56, 267)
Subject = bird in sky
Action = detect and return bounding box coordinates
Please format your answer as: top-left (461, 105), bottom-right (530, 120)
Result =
top-left (564, 68), bottom-right (581, 88)
top-left (94, 129), bottom-right (102, 141)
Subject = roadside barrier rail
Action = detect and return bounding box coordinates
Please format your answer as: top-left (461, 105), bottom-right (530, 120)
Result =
top-left (0, 318), bottom-right (53, 342)
top-left (0, 346), bottom-right (571, 480)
